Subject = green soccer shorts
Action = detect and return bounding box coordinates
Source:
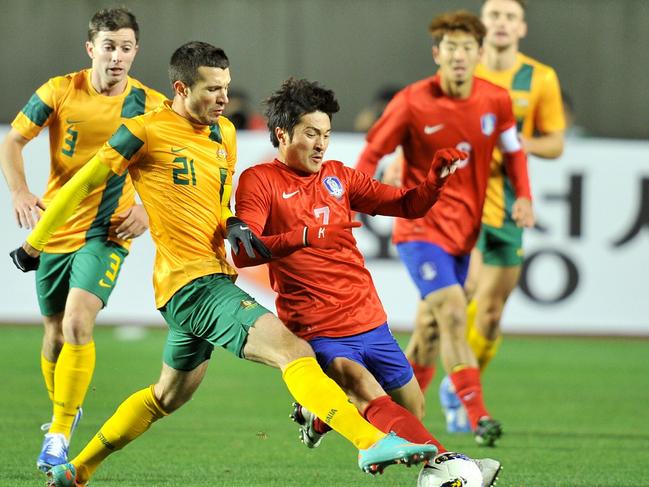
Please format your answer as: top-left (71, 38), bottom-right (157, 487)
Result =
top-left (160, 273), bottom-right (270, 371)
top-left (36, 239), bottom-right (129, 316)
top-left (476, 222), bottom-right (524, 267)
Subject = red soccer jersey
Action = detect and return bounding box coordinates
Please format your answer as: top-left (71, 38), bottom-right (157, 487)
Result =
top-left (236, 159), bottom-right (412, 340)
top-left (357, 74), bottom-right (517, 255)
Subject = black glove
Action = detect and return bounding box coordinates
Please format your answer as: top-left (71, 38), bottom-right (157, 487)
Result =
top-left (10, 246), bottom-right (40, 272)
top-left (226, 217), bottom-right (272, 259)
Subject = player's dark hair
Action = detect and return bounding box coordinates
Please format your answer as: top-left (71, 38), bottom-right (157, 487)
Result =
top-left (168, 41), bottom-right (230, 88)
top-left (88, 7), bottom-right (139, 43)
top-left (429, 10), bottom-right (487, 46)
top-left (264, 78), bottom-right (340, 148)
top-left (482, 0), bottom-right (527, 10)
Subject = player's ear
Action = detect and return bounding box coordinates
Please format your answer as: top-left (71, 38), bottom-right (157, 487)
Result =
top-left (432, 46), bottom-right (441, 65)
top-left (85, 40), bottom-right (95, 60)
top-left (519, 20), bottom-right (528, 39)
top-left (275, 127), bottom-right (287, 145)
top-left (172, 80), bottom-right (190, 98)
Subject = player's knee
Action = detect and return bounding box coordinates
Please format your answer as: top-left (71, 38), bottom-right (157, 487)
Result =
top-left (279, 335), bottom-right (315, 365)
top-left (438, 306), bottom-right (465, 337)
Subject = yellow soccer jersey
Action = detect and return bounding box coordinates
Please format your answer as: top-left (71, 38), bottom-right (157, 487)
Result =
top-left (476, 53), bottom-right (565, 227)
top-left (96, 101), bottom-right (238, 308)
top-left (11, 69), bottom-right (166, 252)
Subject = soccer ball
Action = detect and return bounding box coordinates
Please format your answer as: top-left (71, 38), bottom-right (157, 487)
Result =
top-left (417, 452), bottom-right (483, 487)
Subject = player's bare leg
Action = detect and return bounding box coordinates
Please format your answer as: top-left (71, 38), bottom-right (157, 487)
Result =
top-left (424, 284), bottom-right (502, 446)
top-left (472, 264), bottom-right (521, 367)
top-left (404, 301), bottom-right (439, 392)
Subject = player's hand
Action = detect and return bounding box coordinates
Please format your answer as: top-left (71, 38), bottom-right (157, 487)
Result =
top-left (512, 198), bottom-right (535, 228)
top-left (116, 204), bottom-right (150, 240)
top-left (429, 148), bottom-right (468, 180)
top-left (9, 242), bottom-right (40, 272)
top-left (226, 217), bottom-right (272, 259)
top-left (305, 221), bottom-right (362, 251)
top-left (11, 189), bottom-right (46, 229)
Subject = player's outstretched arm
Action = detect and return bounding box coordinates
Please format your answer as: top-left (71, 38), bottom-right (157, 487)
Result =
top-left (350, 148), bottom-right (465, 219)
top-left (9, 156), bottom-right (113, 272)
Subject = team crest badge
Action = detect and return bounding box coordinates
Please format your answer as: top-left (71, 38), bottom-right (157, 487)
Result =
top-left (217, 148), bottom-right (227, 159)
top-left (322, 176), bottom-right (345, 199)
top-left (480, 113), bottom-right (497, 136)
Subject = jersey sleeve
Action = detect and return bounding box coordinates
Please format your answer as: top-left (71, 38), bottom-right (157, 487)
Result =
top-left (11, 77), bottom-right (66, 140)
top-left (496, 88), bottom-right (517, 134)
top-left (536, 68), bottom-right (566, 134)
top-left (356, 89), bottom-right (410, 177)
top-left (234, 168), bottom-right (271, 236)
top-left (144, 88), bottom-right (167, 113)
top-left (98, 117), bottom-right (147, 176)
top-left (345, 165), bottom-right (445, 218)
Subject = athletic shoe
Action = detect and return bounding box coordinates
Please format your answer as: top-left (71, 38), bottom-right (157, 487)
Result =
top-left (474, 457), bottom-right (502, 486)
top-left (438, 375), bottom-right (471, 433)
top-left (37, 408), bottom-right (83, 472)
top-left (46, 463), bottom-right (85, 487)
top-left (474, 417), bottom-right (503, 447)
top-left (37, 433), bottom-right (69, 472)
top-left (289, 402), bottom-right (324, 448)
top-left (358, 431), bottom-right (438, 475)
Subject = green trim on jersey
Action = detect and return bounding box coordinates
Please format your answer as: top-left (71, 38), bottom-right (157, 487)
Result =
top-left (21, 93), bottom-right (53, 126)
top-left (121, 86), bottom-right (146, 118)
top-left (209, 124), bottom-right (222, 144)
top-left (512, 63), bottom-right (534, 92)
top-left (109, 124), bottom-right (144, 160)
top-left (503, 169), bottom-right (517, 224)
top-left (86, 171), bottom-right (128, 240)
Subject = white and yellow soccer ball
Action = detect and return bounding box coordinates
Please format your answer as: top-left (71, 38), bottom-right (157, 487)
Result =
top-left (417, 452), bottom-right (483, 487)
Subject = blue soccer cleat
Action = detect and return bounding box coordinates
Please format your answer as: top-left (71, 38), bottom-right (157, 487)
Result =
top-left (37, 408), bottom-right (83, 472)
top-left (358, 431), bottom-right (438, 475)
top-left (46, 463), bottom-right (85, 487)
top-left (439, 375), bottom-right (471, 433)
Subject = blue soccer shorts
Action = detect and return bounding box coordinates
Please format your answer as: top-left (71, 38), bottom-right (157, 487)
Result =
top-left (308, 323), bottom-right (413, 392)
top-left (396, 241), bottom-right (470, 299)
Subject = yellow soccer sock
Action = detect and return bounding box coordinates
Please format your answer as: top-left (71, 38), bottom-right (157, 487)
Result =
top-left (465, 298), bottom-right (478, 339)
top-left (72, 385), bottom-right (168, 483)
top-left (40, 354), bottom-right (56, 402)
top-left (282, 356), bottom-right (384, 450)
top-left (467, 325), bottom-right (502, 371)
top-left (50, 342), bottom-right (96, 437)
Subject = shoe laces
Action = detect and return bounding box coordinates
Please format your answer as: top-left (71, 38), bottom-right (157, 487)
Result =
top-left (43, 434), bottom-right (68, 458)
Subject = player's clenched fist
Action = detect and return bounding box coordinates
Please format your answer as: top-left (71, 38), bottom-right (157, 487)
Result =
top-left (304, 221), bottom-right (362, 251)
top-left (429, 148), bottom-right (468, 180)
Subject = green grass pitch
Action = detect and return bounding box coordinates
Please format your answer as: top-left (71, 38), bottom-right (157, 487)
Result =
top-left (0, 325), bottom-right (647, 486)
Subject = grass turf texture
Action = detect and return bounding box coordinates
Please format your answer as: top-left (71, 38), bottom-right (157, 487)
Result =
top-left (0, 325), bottom-right (647, 486)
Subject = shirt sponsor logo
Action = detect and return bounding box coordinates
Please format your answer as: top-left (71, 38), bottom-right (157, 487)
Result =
top-left (480, 113), bottom-right (497, 136)
top-left (282, 190), bottom-right (299, 199)
top-left (424, 123), bottom-right (445, 135)
top-left (171, 146), bottom-right (186, 153)
top-left (65, 119), bottom-right (84, 124)
top-left (322, 176), bottom-right (345, 199)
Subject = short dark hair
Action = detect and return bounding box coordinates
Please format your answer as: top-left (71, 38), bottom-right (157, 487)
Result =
top-left (264, 78), bottom-right (340, 148)
top-left (88, 7), bottom-right (139, 43)
top-left (168, 41), bottom-right (230, 88)
top-left (429, 10), bottom-right (487, 47)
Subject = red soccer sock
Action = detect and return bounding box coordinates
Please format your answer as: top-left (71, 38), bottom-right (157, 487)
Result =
top-left (363, 395), bottom-right (446, 453)
top-left (449, 367), bottom-right (490, 430)
top-left (313, 416), bottom-right (332, 435)
top-left (410, 360), bottom-right (435, 393)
